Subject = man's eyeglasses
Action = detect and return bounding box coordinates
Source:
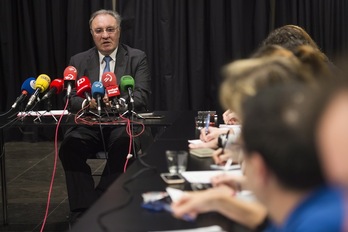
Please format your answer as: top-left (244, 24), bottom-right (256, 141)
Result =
top-left (91, 27), bottom-right (119, 35)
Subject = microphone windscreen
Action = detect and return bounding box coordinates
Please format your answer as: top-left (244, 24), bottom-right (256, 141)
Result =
top-left (76, 76), bottom-right (92, 98)
top-left (120, 75), bottom-right (134, 92)
top-left (102, 72), bottom-right (117, 88)
top-left (50, 78), bottom-right (64, 94)
top-left (91, 81), bottom-right (105, 99)
top-left (35, 74), bottom-right (51, 93)
top-left (21, 77), bottom-right (36, 95)
top-left (63, 66), bottom-right (77, 81)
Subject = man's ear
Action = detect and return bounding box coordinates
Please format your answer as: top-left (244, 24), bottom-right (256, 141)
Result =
top-left (249, 152), bottom-right (270, 187)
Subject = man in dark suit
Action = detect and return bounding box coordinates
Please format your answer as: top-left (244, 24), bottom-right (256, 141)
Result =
top-left (59, 9), bottom-right (151, 218)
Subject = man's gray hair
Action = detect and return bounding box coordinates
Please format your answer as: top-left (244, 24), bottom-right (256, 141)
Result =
top-left (89, 9), bottom-right (122, 28)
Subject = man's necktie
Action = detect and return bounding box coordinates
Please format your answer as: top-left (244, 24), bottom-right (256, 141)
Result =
top-left (103, 56), bottom-right (111, 73)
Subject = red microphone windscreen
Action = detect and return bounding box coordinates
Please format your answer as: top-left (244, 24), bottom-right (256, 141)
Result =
top-left (50, 79), bottom-right (64, 94)
top-left (63, 66), bottom-right (77, 81)
top-left (76, 76), bottom-right (92, 98)
top-left (102, 72), bottom-right (117, 88)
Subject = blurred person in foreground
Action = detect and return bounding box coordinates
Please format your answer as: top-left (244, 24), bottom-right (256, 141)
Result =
top-left (172, 54), bottom-right (319, 230)
top-left (172, 83), bottom-right (344, 231)
top-left (315, 80), bottom-right (348, 231)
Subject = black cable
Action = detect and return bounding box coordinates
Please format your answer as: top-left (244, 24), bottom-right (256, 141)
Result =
top-left (0, 135), bottom-right (5, 160)
top-left (0, 108), bottom-right (13, 117)
top-left (7, 110), bottom-right (20, 119)
top-left (97, 166), bottom-right (155, 232)
top-left (98, 119), bottom-right (110, 174)
top-left (131, 113), bottom-right (137, 159)
top-left (0, 116), bottom-right (20, 129)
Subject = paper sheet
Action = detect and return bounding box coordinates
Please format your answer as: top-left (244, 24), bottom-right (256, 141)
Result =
top-left (180, 170), bottom-right (242, 184)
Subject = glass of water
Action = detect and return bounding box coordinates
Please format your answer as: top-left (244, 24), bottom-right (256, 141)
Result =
top-left (165, 150), bottom-right (188, 173)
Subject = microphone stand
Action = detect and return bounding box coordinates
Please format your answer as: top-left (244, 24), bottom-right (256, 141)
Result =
top-left (121, 88), bottom-right (144, 119)
top-left (34, 98), bottom-right (58, 123)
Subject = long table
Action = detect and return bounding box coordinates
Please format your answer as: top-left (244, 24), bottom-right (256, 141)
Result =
top-left (70, 111), bottom-right (251, 232)
top-left (0, 111), bottom-right (177, 225)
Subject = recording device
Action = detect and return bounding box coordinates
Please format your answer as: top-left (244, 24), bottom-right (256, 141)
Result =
top-left (76, 76), bottom-right (92, 103)
top-left (11, 77), bottom-right (36, 109)
top-left (160, 173), bottom-right (185, 184)
top-left (91, 81), bottom-right (105, 116)
top-left (63, 66), bottom-right (77, 98)
top-left (102, 72), bottom-right (121, 111)
top-left (41, 78), bottom-right (64, 101)
top-left (25, 74), bottom-right (51, 110)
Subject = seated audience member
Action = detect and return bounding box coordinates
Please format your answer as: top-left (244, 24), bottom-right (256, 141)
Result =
top-left (261, 25), bottom-right (328, 61)
top-left (172, 84), bottom-right (345, 231)
top-left (193, 55), bottom-right (316, 163)
top-left (191, 44), bottom-right (326, 152)
top-left (262, 24), bottom-right (339, 74)
top-left (315, 82), bottom-right (348, 231)
top-left (317, 83), bottom-right (348, 187)
top-left (242, 84), bottom-right (343, 231)
top-left (222, 109), bottom-right (240, 125)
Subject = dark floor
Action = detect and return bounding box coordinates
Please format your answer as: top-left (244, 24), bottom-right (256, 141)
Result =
top-left (0, 141), bottom-right (106, 232)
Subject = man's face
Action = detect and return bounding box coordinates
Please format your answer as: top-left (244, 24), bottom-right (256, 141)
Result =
top-left (317, 92), bottom-right (348, 186)
top-left (90, 14), bottom-right (120, 55)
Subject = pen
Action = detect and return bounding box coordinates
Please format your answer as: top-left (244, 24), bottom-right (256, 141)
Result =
top-left (221, 130), bottom-right (230, 154)
top-left (205, 114), bottom-right (210, 135)
top-left (224, 158), bottom-right (233, 172)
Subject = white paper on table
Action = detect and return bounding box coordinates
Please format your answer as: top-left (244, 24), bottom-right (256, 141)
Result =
top-left (17, 110), bottom-right (69, 117)
top-left (218, 124), bottom-right (241, 129)
top-left (188, 139), bottom-right (204, 144)
top-left (180, 170), bottom-right (242, 184)
top-left (150, 225), bottom-right (226, 232)
top-left (166, 187), bottom-right (185, 203)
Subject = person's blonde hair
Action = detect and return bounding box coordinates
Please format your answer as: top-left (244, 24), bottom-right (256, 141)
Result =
top-left (220, 56), bottom-right (314, 118)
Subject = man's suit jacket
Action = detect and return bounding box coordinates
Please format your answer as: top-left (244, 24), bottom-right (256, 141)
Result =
top-left (69, 44), bottom-right (151, 112)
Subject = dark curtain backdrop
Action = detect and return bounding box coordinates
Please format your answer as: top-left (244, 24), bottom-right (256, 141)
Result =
top-left (273, 0), bottom-right (348, 60)
top-left (0, 0), bottom-right (112, 113)
top-left (1, 0), bottom-right (348, 117)
top-left (117, 0), bottom-right (270, 112)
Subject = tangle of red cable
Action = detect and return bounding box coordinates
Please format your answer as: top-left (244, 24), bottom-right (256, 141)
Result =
top-left (40, 99), bottom-right (70, 232)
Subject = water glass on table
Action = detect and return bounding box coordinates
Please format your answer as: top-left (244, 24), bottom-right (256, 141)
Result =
top-left (165, 150), bottom-right (188, 173)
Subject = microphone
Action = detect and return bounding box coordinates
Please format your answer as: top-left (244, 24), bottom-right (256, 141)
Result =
top-left (120, 75), bottom-right (135, 105)
top-left (91, 81), bottom-right (105, 115)
top-left (76, 76), bottom-right (92, 103)
top-left (63, 66), bottom-right (77, 98)
top-left (11, 77), bottom-right (36, 109)
top-left (102, 72), bottom-right (121, 110)
top-left (25, 74), bottom-right (51, 110)
top-left (41, 78), bottom-right (64, 101)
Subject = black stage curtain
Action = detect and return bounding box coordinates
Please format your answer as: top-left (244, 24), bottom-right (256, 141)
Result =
top-left (273, 0), bottom-right (348, 61)
top-left (0, 0), bottom-right (112, 112)
top-left (117, 0), bottom-right (270, 111)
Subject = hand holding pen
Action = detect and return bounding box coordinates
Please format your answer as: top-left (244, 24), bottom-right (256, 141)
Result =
top-left (212, 131), bottom-right (231, 165)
